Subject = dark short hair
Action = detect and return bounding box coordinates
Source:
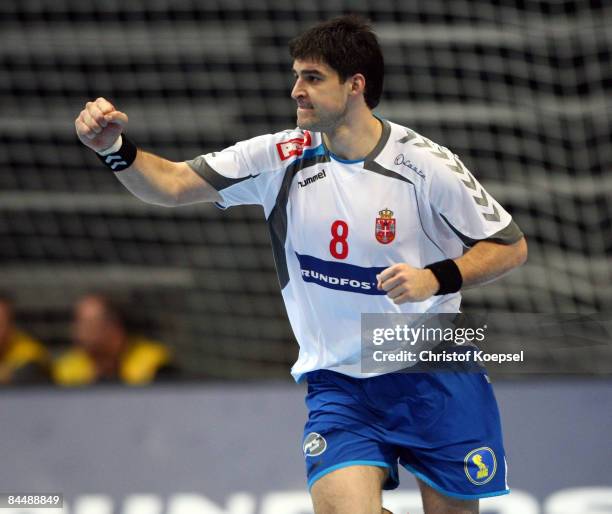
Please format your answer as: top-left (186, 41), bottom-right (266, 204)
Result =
top-left (289, 14), bottom-right (384, 109)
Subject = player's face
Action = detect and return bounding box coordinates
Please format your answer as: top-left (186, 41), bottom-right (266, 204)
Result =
top-left (291, 59), bottom-right (351, 132)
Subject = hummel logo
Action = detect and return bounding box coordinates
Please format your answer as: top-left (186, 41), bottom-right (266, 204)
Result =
top-left (298, 169), bottom-right (327, 188)
top-left (105, 154), bottom-right (128, 170)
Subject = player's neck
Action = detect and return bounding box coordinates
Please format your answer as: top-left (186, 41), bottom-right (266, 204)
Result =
top-left (323, 111), bottom-right (382, 162)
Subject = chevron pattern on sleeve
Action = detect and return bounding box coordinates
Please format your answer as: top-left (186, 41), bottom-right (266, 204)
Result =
top-left (400, 129), bottom-right (501, 222)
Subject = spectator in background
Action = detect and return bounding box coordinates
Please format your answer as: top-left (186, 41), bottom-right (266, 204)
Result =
top-left (52, 293), bottom-right (174, 386)
top-left (0, 294), bottom-right (50, 385)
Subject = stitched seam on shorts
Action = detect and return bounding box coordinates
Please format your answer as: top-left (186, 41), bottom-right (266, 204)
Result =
top-left (308, 460), bottom-right (391, 490)
top-left (402, 463), bottom-right (510, 500)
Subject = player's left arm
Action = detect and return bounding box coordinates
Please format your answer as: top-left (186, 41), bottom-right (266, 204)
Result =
top-left (455, 236), bottom-right (527, 289)
top-left (378, 146), bottom-right (527, 304)
top-left (377, 237), bottom-right (527, 304)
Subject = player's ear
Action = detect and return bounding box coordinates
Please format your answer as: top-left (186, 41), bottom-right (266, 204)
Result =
top-left (348, 73), bottom-right (366, 96)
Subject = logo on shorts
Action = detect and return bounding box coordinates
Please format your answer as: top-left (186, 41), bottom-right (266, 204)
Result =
top-left (303, 432), bottom-right (327, 457)
top-left (464, 447), bottom-right (497, 485)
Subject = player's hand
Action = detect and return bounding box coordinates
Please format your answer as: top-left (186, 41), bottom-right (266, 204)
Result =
top-left (377, 263), bottom-right (439, 304)
top-left (75, 97), bottom-right (128, 153)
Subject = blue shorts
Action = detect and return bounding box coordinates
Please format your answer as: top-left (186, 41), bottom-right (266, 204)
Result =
top-left (302, 369), bottom-right (509, 500)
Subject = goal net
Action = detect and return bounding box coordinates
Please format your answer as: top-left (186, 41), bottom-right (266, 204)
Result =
top-left (1, 0), bottom-right (610, 378)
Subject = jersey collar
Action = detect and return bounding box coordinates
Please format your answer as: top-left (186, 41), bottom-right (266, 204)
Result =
top-left (320, 117), bottom-right (391, 165)
top-left (364, 116), bottom-right (391, 163)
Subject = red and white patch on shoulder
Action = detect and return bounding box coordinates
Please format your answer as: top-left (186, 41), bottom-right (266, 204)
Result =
top-left (276, 131), bottom-right (312, 161)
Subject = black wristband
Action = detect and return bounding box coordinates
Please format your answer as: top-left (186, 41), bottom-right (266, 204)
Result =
top-left (96, 135), bottom-right (137, 172)
top-left (425, 259), bottom-right (463, 295)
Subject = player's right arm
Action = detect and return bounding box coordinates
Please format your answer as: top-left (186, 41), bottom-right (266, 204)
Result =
top-left (75, 97), bottom-right (221, 206)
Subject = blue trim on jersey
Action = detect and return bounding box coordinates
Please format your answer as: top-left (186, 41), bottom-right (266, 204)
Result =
top-left (329, 152), bottom-right (364, 164)
top-left (402, 463), bottom-right (510, 500)
top-left (301, 144), bottom-right (326, 161)
top-left (308, 460), bottom-right (391, 490)
top-left (295, 253), bottom-right (387, 295)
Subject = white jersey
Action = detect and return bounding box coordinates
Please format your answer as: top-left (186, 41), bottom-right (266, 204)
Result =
top-left (186, 119), bottom-right (522, 381)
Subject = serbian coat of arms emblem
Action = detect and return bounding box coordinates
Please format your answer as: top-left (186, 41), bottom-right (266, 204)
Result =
top-left (375, 208), bottom-right (396, 244)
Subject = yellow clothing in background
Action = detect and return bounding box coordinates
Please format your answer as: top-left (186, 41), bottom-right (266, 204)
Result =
top-left (52, 337), bottom-right (172, 387)
top-left (0, 330), bottom-right (50, 384)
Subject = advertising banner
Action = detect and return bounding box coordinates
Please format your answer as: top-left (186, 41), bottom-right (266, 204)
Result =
top-left (0, 381), bottom-right (610, 513)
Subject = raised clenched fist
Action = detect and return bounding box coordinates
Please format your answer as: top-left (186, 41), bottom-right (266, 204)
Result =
top-left (75, 97), bottom-right (129, 153)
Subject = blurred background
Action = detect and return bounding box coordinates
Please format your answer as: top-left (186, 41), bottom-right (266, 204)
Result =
top-left (0, 0), bottom-right (610, 381)
top-left (0, 2), bottom-right (611, 512)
